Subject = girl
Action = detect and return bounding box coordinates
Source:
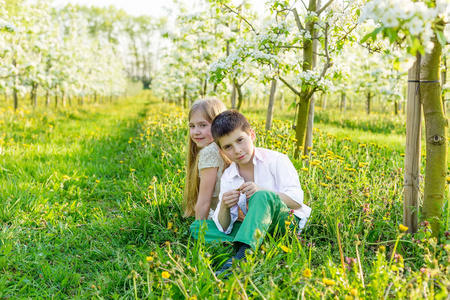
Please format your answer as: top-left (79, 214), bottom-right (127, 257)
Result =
top-left (184, 98), bottom-right (241, 242)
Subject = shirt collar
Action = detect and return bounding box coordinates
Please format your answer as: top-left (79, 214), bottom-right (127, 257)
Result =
top-left (228, 148), bottom-right (264, 179)
top-left (253, 147), bottom-right (264, 163)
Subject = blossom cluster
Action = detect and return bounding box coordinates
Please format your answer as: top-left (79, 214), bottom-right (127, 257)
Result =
top-left (360, 0), bottom-right (450, 54)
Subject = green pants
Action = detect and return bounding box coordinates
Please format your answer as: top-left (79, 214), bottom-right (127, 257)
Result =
top-left (190, 219), bottom-right (242, 244)
top-left (190, 191), bottom-right (296, 248)
top-left (234, 190), bottom-right (295, 249)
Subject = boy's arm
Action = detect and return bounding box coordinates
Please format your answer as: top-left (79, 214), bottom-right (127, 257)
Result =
top-left (217, 190), bottom-right (240, 230)
top-left (213, 177), bottom-right (240, 234)
top-left (239, 182), bottom-right (301, 209)
top-left (274, 154), bottom-right (304, 207)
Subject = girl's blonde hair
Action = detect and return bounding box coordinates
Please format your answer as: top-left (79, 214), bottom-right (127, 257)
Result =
top-left (184, 98), bottom-right (228, 217)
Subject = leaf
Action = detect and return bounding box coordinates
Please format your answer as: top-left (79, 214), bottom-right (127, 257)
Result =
top-left (385, 28), bottom-right (398, 43)
top-left (360, 27), bottom-right (383, 44)
top-left (393, 58), bottom-right (400, 71)
top-left (436, 30), bottom-right (446, 47)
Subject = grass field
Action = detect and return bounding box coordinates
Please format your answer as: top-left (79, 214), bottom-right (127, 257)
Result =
top-left (1, 93), bottom-right (449, 299)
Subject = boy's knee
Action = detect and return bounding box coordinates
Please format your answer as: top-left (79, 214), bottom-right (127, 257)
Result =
top-left (250, 190), bottom-right (279, 205)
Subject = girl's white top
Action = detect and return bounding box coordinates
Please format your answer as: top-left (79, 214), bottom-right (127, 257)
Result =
top-left (198, 142), bottom-right (225, 220)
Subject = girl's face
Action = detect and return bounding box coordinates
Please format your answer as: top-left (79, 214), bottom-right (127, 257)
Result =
top-left (189, 110), bottom-right (214, 149)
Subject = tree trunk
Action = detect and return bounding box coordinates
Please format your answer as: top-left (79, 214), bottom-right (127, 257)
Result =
top-left (231, 82), bottom-right (237, 109)
top-left (236, 81), bottom-right (244, 111)
top-left (30, 83), bottom-right (37, 108)
top-left (12, 58), bottom-right (18, 111)
top-left (266, 78), bottom-right (277, 130)
top-left (46, 90), bottom-right (50, 106)
top-left (441, 55), bottom-right (447, 114)
top-left (421, 34), bottom-right (447, 237)
top-left (62, 91), bottom-right (66, 107)
top-left (404, 54), bottom-right (421, 234)
top-left (303, 95), bottom-right (315, 155)
top-left (341, 92), bottom-right (347, 112)
top-left (366, 92), bottom-right (371, 114)
top-left (322, 93), bottom-right (327, 109)
top-left (293, 0), bottom-right (316, 158)
top-left (303, 5), bottom-right (319, 157)
top-left (394, 100), bottom-right (399, 115)
top-left (183, 88), bottom-right (187, 109)
top-left (280, 89), bottom-right (284, 110)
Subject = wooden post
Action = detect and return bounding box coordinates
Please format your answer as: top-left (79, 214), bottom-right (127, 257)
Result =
top-left (265, 78), bottom-right (277, 130)
top-left (404, 53), bottom-right (421, 234)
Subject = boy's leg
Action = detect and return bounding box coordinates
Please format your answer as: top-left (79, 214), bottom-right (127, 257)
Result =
top-left (233, 191), bottom-right (291, 249)
top-left (190, 220), bottom-right (242, 243)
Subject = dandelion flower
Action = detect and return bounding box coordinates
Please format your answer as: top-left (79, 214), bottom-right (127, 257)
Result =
top-left (303, 268), bottom-right (312, 278)
top-left (162, 271), bottom-right (171, 279)
top-left (280, 245), bottom-right (292, 253)
top-left (146, 256), bottom-right (154, 262)
top-left (322, 278), bottom-right (335, 286)
top-left (399, 224), bottom-right (408, 232)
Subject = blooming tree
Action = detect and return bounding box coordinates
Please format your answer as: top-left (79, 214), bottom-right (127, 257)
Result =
top-left (208, 0), bottom-right (368, 157)
top-left (0, 1), bottom-right (127, 110)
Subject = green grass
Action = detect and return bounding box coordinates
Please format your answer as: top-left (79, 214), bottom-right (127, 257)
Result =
top-left (1, 93), bottom-right (449, 298)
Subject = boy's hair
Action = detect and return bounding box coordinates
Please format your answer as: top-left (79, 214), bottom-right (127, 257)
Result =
top-left (184, 98), bottom-right (229, 217)
top-left (211, 109), bottom-right (251, 146)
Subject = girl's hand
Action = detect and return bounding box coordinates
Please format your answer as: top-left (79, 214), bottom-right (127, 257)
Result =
top-left (238, 182), bottom-right (261, 199)
top-left (221, 190), bottom-right (240, 209)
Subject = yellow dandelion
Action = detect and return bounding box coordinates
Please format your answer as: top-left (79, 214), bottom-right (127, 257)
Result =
top-left (399, 224), bottom-right (409, 232)
top-left (285, 220), bottom-right (291, 226)
top-left (301, 167), bottom-right (308, 171)
top-left (146, 256), bottom-right (154, 262)
top-left (303, 268), bottom-right (312, 278)
top-left (167, 222), bottom-right (173, 230)
top-left (320, 182), bottom-right (329, 187)
top-left (280, 245), bottom-right (292, 253)
top-left (95, 180), bottom-right (100, 183)
top-left (350, 288), bottom-right (358, 296)
top-left (322, 278), bottom-right (335, 286)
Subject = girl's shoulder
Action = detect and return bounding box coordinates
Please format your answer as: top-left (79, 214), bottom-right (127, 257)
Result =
top-left (198, 142), bottom-right (223, 169)
top-left (199, 142), bottom-right (220, 156)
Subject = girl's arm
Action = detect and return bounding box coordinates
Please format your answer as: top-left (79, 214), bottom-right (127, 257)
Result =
top-left (195, 167), bottom-right (219, 220)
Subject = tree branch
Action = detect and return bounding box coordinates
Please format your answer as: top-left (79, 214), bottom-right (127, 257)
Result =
top-left (223, 4), bottom-right (258, 34)
top-left (317, 0), bottom-right (334, 16)
top-left (292, 8), bottom-right (305, 32)
top-left (279, 76), bottom-right (301, 97)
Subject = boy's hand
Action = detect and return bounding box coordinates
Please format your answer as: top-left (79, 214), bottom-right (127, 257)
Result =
top-left (221, 190), bottom-right (240, 209)
top-left (238, 182), bottom-right (261, 199)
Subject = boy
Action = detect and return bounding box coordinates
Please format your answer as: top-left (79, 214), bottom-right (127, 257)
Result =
top-left (210, 109), bottom-right (311, 276)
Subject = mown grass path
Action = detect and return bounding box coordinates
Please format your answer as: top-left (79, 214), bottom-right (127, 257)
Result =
top-left (0, 94), bottom-right (189, 298)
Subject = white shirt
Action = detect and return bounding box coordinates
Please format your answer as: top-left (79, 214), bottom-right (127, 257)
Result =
top-left (213, 148), bottom-right (312, 234)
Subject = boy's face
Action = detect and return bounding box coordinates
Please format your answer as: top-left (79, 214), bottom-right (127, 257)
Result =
top-left (218, 128), bottom-right (256, 166)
